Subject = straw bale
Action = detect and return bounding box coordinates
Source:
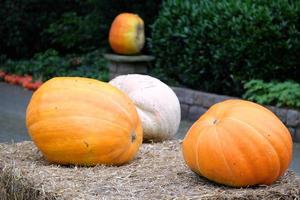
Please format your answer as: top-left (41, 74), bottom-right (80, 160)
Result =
top-left (0, 181), bottom-right (8, 200)
top-left (0, 141), bottom-right (299, 200)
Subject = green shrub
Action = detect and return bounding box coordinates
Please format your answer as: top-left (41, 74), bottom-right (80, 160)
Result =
top-left (45, 0), bottom-right (162, 54)
top-left (1, 49), bottom-right (108, 81)
top-left (150, 0), bottom-right (300, 96)
top-left (63, 50), bottom-right (109, 81)
top-left (243, 80), bottom-right (300, 109)
top-left (0, 0), bottom-right (81, 59)
top-left (0, 0), bottom-right (162, 58)
top-left (44, 12), bottom-right (102, 52)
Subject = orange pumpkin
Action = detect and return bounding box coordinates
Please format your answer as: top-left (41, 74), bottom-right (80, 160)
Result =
top-left (109, 13), bottom-right (145, 54)
top-left (182, 99), bottom-right (293, 187)
top-left (26, 77), bottom-right (143, 166)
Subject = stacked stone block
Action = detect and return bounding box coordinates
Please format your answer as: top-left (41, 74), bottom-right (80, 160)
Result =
top-left (172, 87), bottom-right (300, 142)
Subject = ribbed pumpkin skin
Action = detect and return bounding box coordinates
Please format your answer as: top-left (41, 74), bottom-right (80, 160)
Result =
top-left (109, 13), bottom-right (145, 54)
top-left (182, 99), bottom-right (293, 187)
top-left (26, 77), bottom-right (143, 166)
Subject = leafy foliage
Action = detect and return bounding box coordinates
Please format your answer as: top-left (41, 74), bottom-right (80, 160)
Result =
top-left (243, 80), bottom-right (300, 109)
top-left (150, 0), bottom-right (300, 96)
top-left (45, 0), bottom-right (162, 54)
top-left (0, 0), bottom-right (162, 59)
top-left (44, 12), bottom-right (101, 52)
top-left (0, 49), bottom-right (108, 81)
top-left (0, 0), bottom-right (81, 59)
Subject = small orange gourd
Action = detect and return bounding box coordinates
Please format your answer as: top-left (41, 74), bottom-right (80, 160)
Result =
top-left (182, 99), bottom-right (293, 187)
top-left (26, 77), bottom-right (143, 166)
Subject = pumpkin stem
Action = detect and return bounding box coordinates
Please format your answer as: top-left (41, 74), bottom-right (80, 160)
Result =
top-left (131, 132), bottom-right (137, 143)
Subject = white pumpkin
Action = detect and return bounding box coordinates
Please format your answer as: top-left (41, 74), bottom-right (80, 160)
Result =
top-left (109, 74), bottom-right (181, 141)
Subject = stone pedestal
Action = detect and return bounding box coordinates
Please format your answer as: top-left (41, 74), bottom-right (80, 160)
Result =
top-left (104, 54), bottom-right (155, 80)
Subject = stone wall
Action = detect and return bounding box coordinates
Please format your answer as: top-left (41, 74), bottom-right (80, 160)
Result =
top-left (172, 87), bottom-right (300, 142)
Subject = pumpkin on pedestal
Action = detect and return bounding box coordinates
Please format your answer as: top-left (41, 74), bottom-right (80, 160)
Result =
top-left (182, 99), bottom-right (293, 187)
top-left (109, 13), bottom-right (145, 55)
top-left (26, 77), bottom-right (142, 166)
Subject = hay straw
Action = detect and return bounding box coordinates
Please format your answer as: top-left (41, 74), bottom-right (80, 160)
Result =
top-left (0, 181), bottom-right (8, 200)
top-left (0, 141), bottom-right (299, 200)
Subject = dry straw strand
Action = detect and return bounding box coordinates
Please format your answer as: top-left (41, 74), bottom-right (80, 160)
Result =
top-left (0, 141), bottom-right (299, 200)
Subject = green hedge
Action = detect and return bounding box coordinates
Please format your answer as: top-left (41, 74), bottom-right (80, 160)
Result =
top-left (150, 0), bottom-right (300, 96)
top-left (46, 0), bottom-right (162, 54)
top-left (0, 0), bottom-right (162, 59)
top-left (0, 0), bottom-right (77, 59)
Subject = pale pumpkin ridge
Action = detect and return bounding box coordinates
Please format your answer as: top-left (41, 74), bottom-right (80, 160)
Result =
top-left (217, 124), bottom-right (256, 185)
top-left (27, 107), bottom-right (131, 131)
top-left (32, 121), bottom-right (132, 165)
top-left (110, 139), bottom-right (135, 165)
top-left (46, 95), bottom-right (132, 130)
top-left (84, 88), bottom-right (137, 126)
top-left (45, 85), bottom-right (136, 126)
top-left (227, 117), bottom-right (281, 182)
top-left (29, 115), bottom-right (130, 135)
top-left (193, 125), bottom-right (210, 174)
top-left (194, 129), bottom-right (202, 171)
top-left (216, 100), bottom-right (244, 112)
top-left (98, 139), bottom-right (132, 165)
top-left (236, 112), bottom-right (292, 177)
top-left (228, 103), bottom-right (291, 154)
top-left (252, 109), bottom-right (291, 155)
top-left (239, 103), bottom-right (290, 140)
top-left (29, 120), bottom-right (131, 155)
top-left (214, 126), bottom-right (235, 183)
